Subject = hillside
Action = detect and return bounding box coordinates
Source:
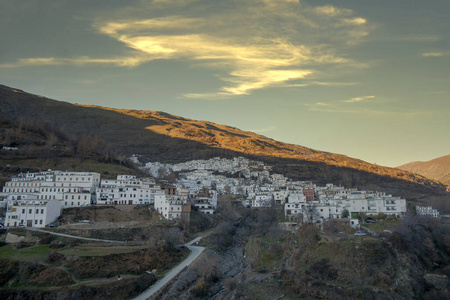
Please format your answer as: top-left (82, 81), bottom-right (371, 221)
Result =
top-left (398, 155), bottom-right (450, 187)
top-left (0, 84), bottom-right (448, 200)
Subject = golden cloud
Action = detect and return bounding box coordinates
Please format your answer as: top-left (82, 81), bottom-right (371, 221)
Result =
top-left (344, 95), bottom-right (375, 103)
top-left (1, 1), bottom-right (371, 99)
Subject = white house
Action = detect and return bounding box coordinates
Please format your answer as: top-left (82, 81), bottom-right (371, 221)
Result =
top-left (5, 199), bottom-right (61, 228)
top-left (416, 206), bottom-right (440, 218)
top-left (273, 187), bottom-right (289, 206)
top-left (96, 175), bottom-right (158, 205)
top-left (154, 193), bottom-right (190, 220)
top-left (252, 194), bottom-right (272, 208)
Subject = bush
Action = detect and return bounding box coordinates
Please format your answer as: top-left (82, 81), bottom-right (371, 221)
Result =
top-left (306, 259), bottom-right (338, 280)
top-left (191, 280), bottom-right (207, 297)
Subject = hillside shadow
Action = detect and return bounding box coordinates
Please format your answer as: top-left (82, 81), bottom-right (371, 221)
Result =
top-left (1, 84), bottom-right (448, 200)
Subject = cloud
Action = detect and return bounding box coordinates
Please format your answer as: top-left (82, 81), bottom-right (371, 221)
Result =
top-left (344, 95), bottom-right (375, 103)
top-left (247, 125), bottom-right (276, 133)
top-left (95, 1), bottom-right (370, 98)
top-left (315, 102), bottom-right (330, 106)
top-left (287, 81), bottom-right (359, 88)
top-left (0, 56), bottom-right (151, 68)
top-left (422, 52), bottom-right (446, 57)
top-left (341, 17), bottom-right (367, 26)
top-left (313, 5), bottom-right (352, 17)
top-left (1, 1), bottom-right (372, 99)
top-left (303, 95), bottom-right (375, 109)
top-left (305, 95), bottom-right (433, 117)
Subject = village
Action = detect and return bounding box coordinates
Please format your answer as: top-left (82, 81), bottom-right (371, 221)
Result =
top-left (1, 156), bottom-right (438, 229)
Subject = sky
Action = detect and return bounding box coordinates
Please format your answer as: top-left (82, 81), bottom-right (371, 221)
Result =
top-left (1, 0), bottom-right (449, 167)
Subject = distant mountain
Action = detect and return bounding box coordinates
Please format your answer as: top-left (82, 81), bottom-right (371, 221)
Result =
top-left (0, 84), bottom-right (447, 199)
top-left (398, 155), bottom-right (450, 187)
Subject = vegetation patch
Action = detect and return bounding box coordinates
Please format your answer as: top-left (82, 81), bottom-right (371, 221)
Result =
top-left (0, 244), bottom-right (51, 262)
top-left (59, 246), bottom-right (140, 257)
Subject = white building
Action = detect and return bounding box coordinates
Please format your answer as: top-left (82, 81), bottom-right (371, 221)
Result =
top-left (191, 188), bottom-right (217, 214)
top-left (273, 188), bottom-right (289, 206)
top-left (96, 175), bottom-right (159, 205)
top-left (192, 198), bottom-right (214, 214)
top-left (284, 187), bottom-right (407, 223)
top-left (154, 193), bottom-right (190, 220)
top-left (5, 199), bottom-right (61, 228)
top-left (2, 170), bottom-right (100, 208)
top-left (416, 206), bottom-right (440, 218)
top-left (252, 194), bottom-right (272, 208)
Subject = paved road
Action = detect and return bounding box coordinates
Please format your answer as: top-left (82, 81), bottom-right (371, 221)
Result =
top-left (25, 228), bottom-right (126, 243)
top-left (133, 237), bottom-right (205, 300)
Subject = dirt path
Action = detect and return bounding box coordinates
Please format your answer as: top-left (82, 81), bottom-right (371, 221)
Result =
top-left (70, 274), bottom-right (140, 287)
top-left (26, 227), bottom-right (127, 243)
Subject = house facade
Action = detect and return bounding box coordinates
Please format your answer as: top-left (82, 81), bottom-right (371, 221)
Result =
top-left (5, 199), bottom-right (61, 228)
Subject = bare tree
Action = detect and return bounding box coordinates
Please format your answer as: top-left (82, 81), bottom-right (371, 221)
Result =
top-left (164, 227), bottom-right (183, 247)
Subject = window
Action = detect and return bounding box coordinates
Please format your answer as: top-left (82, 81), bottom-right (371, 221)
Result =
top-left (22, 209), bottom-right (25, 214)
top-left (29, 209), bottom-right (32, 214)
top-left (41, 209), bottom-right (44, 214)
top-left (40, 220), bottom-right (43, 225)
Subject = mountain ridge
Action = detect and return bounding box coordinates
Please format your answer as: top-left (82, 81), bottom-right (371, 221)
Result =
top-left (0, 84), bottom-right (447, 199)
top-left (398, 154), bottom-right (450, 187)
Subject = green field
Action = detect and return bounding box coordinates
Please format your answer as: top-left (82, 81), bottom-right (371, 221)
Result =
top-left (0, 244), bottom-right (51, 261)
top-left (364, 219), bottom-right (401, 233)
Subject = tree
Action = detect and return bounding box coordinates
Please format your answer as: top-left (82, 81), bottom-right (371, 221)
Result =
top-left (164, 227), bottom-right (183, 247)
top-left (341, 209), bottom-right (349, 218)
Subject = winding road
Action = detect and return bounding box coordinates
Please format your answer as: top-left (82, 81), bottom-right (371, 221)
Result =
top-left (133, 236), bottom-right (205, 300)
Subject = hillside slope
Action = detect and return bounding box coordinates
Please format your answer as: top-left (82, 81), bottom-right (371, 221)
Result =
top-left (398, 154), bottom-right (450, 187)
top-left (0, 84), bottom-right (447, 198)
